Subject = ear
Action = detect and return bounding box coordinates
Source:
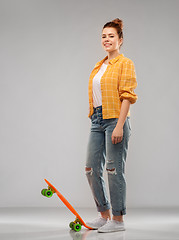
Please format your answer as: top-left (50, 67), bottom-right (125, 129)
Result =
top-left (118, 38), bottom-right (123, 46)
top-left (119, 38), bottom-right (123, 45)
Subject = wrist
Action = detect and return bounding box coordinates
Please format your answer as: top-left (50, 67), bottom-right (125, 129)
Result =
top-left (116, 122), bottom-right (124, 129)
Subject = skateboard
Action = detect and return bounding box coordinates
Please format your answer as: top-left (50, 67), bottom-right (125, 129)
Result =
top-left (41, 179), bottom-right (93, 232)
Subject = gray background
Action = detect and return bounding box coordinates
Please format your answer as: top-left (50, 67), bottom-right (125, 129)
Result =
top-left (0, 0), bottom-right (179, 208)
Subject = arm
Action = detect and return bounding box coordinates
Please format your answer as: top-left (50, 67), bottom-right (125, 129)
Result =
top-left (116, 99), bottom-right (131, 128)
top-left (111, 99), bottom-right (130, 144)
top-left (111, 59), bottom-right (137, 144)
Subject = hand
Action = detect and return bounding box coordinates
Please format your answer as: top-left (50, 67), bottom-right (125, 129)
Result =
top-left (111, 126), bottom-right (123, 144)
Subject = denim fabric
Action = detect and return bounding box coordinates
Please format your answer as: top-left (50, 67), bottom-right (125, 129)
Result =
top-left (86, 105), bottom-right (131, 216)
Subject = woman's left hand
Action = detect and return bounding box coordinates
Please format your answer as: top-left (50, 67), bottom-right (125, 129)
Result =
top-left (111, 126), bottom-right (123, 144)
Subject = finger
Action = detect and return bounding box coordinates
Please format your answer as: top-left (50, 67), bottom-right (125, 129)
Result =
top-left (115, 137), bottom-right (120, 144)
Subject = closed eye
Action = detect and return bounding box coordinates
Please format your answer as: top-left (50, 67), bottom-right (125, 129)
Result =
top-left (102, 36), bottom-right (114, 38)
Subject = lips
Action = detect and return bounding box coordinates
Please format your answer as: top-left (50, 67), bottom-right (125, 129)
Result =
top-left (104, 44), bottom-right (111, 47)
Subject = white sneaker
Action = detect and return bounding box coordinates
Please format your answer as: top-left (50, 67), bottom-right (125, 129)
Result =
top-left (98, 220), bottom-right (125, 233)
top-left (86, 217), bottom-right (107, 229)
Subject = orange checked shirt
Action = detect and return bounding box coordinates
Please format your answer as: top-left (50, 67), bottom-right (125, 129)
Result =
top-left (88, 53), bottom-right (138, 119)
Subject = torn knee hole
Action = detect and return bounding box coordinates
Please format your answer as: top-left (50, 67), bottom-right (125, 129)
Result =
top-left (85, 167), bottom-right (93, 175)
top-left (106, 168), bottom-right (115, 172)
top-left (106, 168), bottom-right (117, 175)
top-left (85, 167), bottom-right (92, 171)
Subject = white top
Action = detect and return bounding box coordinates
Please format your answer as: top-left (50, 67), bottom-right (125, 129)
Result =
top-left (92, 63), bottom-right (108, 108)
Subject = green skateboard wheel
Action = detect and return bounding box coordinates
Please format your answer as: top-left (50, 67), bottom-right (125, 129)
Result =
top-left (41, 189), bottom-right (46, 196)
top-left (41, 189), bottom-right (53, 198)
top-left (69, 222), bottom-right (74, 229)
top-left (73, 223), bottom-right (81, 232)
top-left (45, 190), bottom-right (53, 197)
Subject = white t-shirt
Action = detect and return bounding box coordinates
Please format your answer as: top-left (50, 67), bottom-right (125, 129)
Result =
top-left (92, 63), bottom-right (108, 108)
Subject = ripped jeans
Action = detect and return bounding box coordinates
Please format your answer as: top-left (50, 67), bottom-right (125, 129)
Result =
top-left (85, 105), bottom-right (131, 216)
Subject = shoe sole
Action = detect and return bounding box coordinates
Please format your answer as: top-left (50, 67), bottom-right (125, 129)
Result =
top-left (98, 228), bottom-right (126, 233)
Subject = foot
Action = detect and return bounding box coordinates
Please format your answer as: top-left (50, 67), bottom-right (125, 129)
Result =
top-left (98, 220), bottom-right (125, 233)
top-left (86, 217), bottom-right (108, 230)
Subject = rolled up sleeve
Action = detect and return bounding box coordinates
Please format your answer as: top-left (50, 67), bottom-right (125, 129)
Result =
top-left (118, 59), bottom-right (138, 104)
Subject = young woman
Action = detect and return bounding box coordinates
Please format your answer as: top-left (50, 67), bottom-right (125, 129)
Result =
top-left (85, 18), bottom-right (138, 233)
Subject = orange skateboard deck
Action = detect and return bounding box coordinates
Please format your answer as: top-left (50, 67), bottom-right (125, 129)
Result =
top-left (41, 179), bottom-right (93, 231)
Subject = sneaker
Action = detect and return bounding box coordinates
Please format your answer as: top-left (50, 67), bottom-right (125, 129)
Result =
top-left (86, 217), bottom-right (108, 229)
top-left (98, 220), bottom-right (125, 233)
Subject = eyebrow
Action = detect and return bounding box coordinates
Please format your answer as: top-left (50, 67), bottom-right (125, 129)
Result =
top-left (102, 33), bottom-right (115, 36)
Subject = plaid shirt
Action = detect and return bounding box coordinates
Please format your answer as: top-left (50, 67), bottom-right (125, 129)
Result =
top-left (88, 53), bottom-right (138, 119)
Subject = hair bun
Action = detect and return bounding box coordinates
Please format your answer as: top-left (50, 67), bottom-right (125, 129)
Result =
top-left (112, 18), bottom-right (123, 30)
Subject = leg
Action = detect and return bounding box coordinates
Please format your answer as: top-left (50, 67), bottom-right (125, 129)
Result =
top-left (105, 117), bottom-right (131, 218)
top-left (85, 128), bottom-right (110, 213)
top-left (100, 209), bottom-right (111, 220)
top-left (96, 118), bottom-right (131, 232)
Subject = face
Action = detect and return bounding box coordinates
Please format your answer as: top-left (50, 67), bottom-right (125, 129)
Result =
top-left (101, 27), bottom-right (123, 52)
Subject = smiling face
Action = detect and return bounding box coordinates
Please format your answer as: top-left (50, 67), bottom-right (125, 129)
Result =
top-left (101, 27), bottom-right (123, 53)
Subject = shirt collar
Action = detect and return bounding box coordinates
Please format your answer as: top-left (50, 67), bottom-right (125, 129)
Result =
top-left (94, 53), bottom-right (124, 68)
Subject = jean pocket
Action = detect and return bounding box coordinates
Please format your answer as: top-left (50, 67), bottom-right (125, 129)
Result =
top-left (103, 118), bottom-right (118, 125)
top-left (109, 118), bottom-right (118, 122)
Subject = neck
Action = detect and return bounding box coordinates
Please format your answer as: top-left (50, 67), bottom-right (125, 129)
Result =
top-left (107, 50), bottom-right (121, 62)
